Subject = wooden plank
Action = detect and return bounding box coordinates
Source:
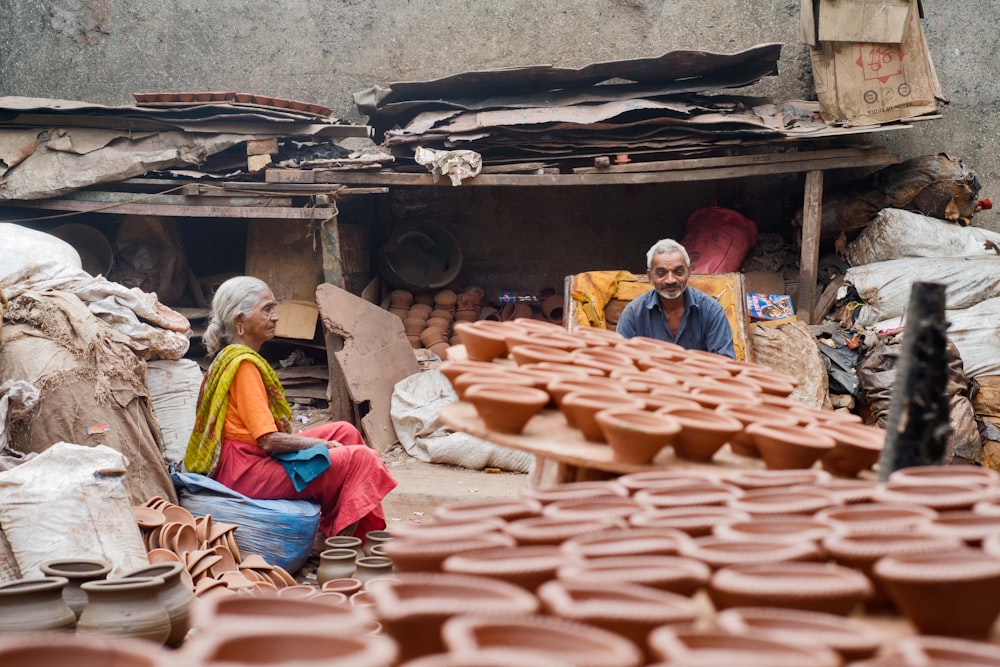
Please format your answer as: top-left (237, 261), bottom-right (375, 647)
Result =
top-left (318, 213), bottom-right (345, 289)
top-left (266, 169), bottom-right (315, 184)
top-left (570, 146), bottom-right (891, 174)
top-left (317, 282), bottom-right (420, 453)
top-left (798, 169), bottom-right (824, 324)
top-left (5, 198), bottom-right (321, 219)
top-left (60, 189), bottom-right (293, 207)
top-left (245, 220), bottom-right (322, 302)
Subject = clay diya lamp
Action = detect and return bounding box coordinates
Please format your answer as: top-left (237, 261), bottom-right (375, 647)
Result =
top-left (191, 592), bottom-right (373, 634)
top-left (541, 496), bottom-right (644, 523)
top-left (822, 530), bottom-right (963, 610)
top-left (569, 347), bottom-right (638, 375)
top-left (452, 321), bottom-right (511, 362)
top-left (813, 422), bottom-right (885, 478)
top-left (506, 342), bottom-right (577, 366)
top-left (875, 548), bottom-right (1000, 637)
top-left (573, 326), bottom-right (625, 347)
top-left (615, 336), bottom-right (686, 357)
top-left (439, 359), bottom-right (508, 385)
top-left (560, 526), bottom-right (693, 560)
top-left (381, 533), bottom-right (515, 573)
top-left (678, 535), bottom-right (822, 571)
top-left (745, 421), bottom-right (835, 470)
top-left (888, 463), bottom-right (1000, 489)
top-left (653, 407), bottom-right (743, 462)
top-left (520, 480), bottom-right (628, 504)
top-left (689, 384), bottom-right (760, 410)
top-left (815, 502), bottom-right (939, 535)
top-left (451, 370), bottom-right (534, 400)
top-left (546, 379), bottom-right (628, 424)
top-left (737, 366), bottom-right (799, 396)
top-left (715, 606), bottom-right (882, 663)
top-left (638, 394), bottom-right (703, 413)
top-left (432, 498), bottom-right (540, 524)
top-left (894, 635), bottom-right (1000, 666)
top-left (716, 405), bottom-right (799, 457)
top-left (321, 578), bottom-right (363, 596)
top-left (873, 481), bottom-right (985, 512)
top-left (440, 544), bottom-right (564, 591)
top-left (537, 579), bottom-right (698, 663)
top-left (927, 511), bottom-right (1000, 547)
top-left (594, 408), bottom-right (681, 464)
top-left (441, 612), bottom-right (643, 667)
top-left (712, 516), bottom-right (833, 546)
top-left (817, 477), bottom-right (879, 504)
top-left (727, 487), bottom-right (841, 517)
top-left (724, 468), bottom-right (832, 491)
top-left (557, 554), bottom-right (711, 597)
top-left (675, 358), bottom-right (735, 382)
top-left (617, 470), bottom-right (721, 495)
top-left (501, 515), bottom-right (626, 546)
top-left (560, 391), bottom-right (646, 441)
top-left (366, 572), bottom-right (539, 662)
top-left (634, 482), bottom-right (743, 510)
top-left (707, 561), bottom-right (873, 615)
top-left (629, 506), bottom-right (751, 538)
top-left (807, 408), bottom-right (865, 427)
top-left (463, 383), bottom-right (549, 434)
top-left (524, 361), bottom-right (602, 378)
top-left (646, 627), bottom-right (840, 667)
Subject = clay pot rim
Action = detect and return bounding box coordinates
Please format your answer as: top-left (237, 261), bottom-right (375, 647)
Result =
top-left (873, 547), bottom-right (1000, 582)
top-left (724, 468), bottom-right (833, 490)
top-left (465, 383), bottom-right (549, 406)
top-left (442, 544), bottom-right (564, 574)
top-left (595, 408), bottom-right (681, 436)
top-left (366, 572), bottom-right (539, 618)
top-left (895, 635), bottom-right (1000, 665)
top-left (431, 500), bottom-right (540, 522)
top-left (562, 391), bottom-right (646, 410)
top-left (815, 502), bottom-right (939, 526)
top-left (716, 405), bottom-right (800, 426)
top-left (745, 421), bottom-right (837, 449)
top-left (385, 534), bottom-right (515, 558)
top-left (635, 482), bottom-right (743, 506)
top-left (618, 470), bottom-right (722, 492)
top-left (888, 464), bottom-right (999, 487)
top-left (713, 517), bottom-right (831, 542)
top-left (39, 558), bottom-right (113, 577)
top-left (680, 536), bottom-right (821, 567)
top-left (648, 627), bottom-right (840, 667)
top-left (728, 488), bottom-right (840, 515)
top-left (715, 606), bottom-right (882, 657)
top-left (537, 578), bottom-right (698, 623)
top-left (521, 481), bottom-right (629, 504)
top-left (822, 531), bottom-right (962, 560)
top-left (557, 554), bottom-right (710, 584)
top-left (654, 407), bottom-right (743, 433)
top-left (560, 526), bottom-right (693, 556)
top-left (709, 561), bottom-right (873, 596)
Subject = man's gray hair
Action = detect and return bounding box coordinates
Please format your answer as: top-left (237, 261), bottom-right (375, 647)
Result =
top-left (202, 276), bottom-right (272, 356)
top-left (646, 238), bottom-right (690, 270)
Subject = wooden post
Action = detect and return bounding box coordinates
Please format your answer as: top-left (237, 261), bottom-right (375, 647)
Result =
top-left (877, 282), bottom-right (952, 481)
top-left (317, 211), bottom-right (355, 426)
top-left (798, 170), bottom-right (824, 324)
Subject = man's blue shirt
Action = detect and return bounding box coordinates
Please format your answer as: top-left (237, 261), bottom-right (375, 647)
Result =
top-left (615, 287), bottom-right (735, 359)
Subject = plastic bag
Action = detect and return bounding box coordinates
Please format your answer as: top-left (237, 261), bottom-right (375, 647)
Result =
top-left (0, 223), bottom-right (81, 281)
top-left (146, 359), bottom-right (203, 464)
top-left (846, 208), bottom-right (1000, 265)
top-left (681, 206), bottom-right (758, 274)
top-left (171, 470), bottom-right (319, 573)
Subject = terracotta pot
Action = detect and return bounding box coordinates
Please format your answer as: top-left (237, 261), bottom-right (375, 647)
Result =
top-left (502, 515), bottom-right (628, 547)
top-left (452, 321), bottom-right (510, 362)
top-left (39, 558), bottom-right (110, 619)
top-left (366, 572), bottom-right (538, 662)
top-left (354, 556), bottom-right (394, 585)
top-left (873, 481), bottom-right (984, 511)
top-left (888, 463), bottom-right (1000, 488)
top-left (634, 482), bottom-right (743, 510)
top-left (390, 289), bottom-right (414, 308)
top-left (814, 422), bottom-right (885, 477)
top-left (724, 467), bottom-right (832, 491)
top-left (464, 383), bottom-right (549, 434)
top-left (432, 498), bottom-right (541, 524)
top-left (389, 306), bottom-right (410, 320)
top-left (317, 548), bottom-right (358, 584)
top-left (689, 384), bottom-right (760, 410)
top-left (727, 487), bottom-right (840, 517)
top-left (594, 408), bottom-right (680, 464)
top-left (540, 294), bottom-right (565, 323)
top-left (573, 326), bottom-right (625, 347)
top-left (541, 496), bottom-right (644, 523)
top-left (546, 379), bottom-right (628, 420)
top-left (560, 526), bottom-right (692, 560)
top-left (715, 607), bottom-right (881, 663)
top-left (382, 534), bottom-right (515, 573)
top-left (629, 506), bottom-right (751, 538)
top-left (393, 517), bottom-right (508, 542)
top-left (617, 469), bottom-right (722, 495)
top-left (569, 347), bottom-right (637, 375)
top-left (537, 579), bottom-right (698, 662)
top-left (363, 530), bottom-right (394, 556)
top-left (520, 480), bottom-right (628, 505)
top-left (441, 544), bottom-right (564, 591)
top-left (397, 649), bottom-right (577, 667)
top-left (120, 562), bottom-right (195, 648)
top-left (894, 635), bottom-right (1000, 666)
top-left (324, 535), bottom-right (363, 559)
top-left (406, 333), bottom-right (422, 349)
top-left (557, 554), bottom-right (710, 597)
top-left (678, 535), bottom-right (822, 571)
top-left (561, 391), bottom-right (646, 441)
top-left (420, 326), bottom-right (448, 347)
top-left (815, 501), bottom-right (939, 535)
top-left (745, 421), bottom-right (836, 470)
top-left (410, 300), bottom-right (434, 316)
top-left (737, 366), bottom-right (799, 396)
top-left (647, 627), bottom-right (840, 667)
top-left (442, 613), bottom-right (642, 667)
top-left (451, 370), bottom-right (533, 400)
top-left (819, 477), bottom-right (879, 504)
top-left (425, 316), bottom-right (452, 332)
top-left (0, 577), bottom-right (77, 633)
top-left (927, 511), bottom-right (1000, 547)
top-left (707, 561), bottom-right (873, 615)
top-left (0, 632), bottom-right (174, 667)
top-left (499, 301), bottom-right (533, 321)
top-left (322, 577), bottom-right (363, 596)
top-left (77, 576), bottom-right (171, 645)
top-left (716, 406), bottom-right (800, 457)
top-left (509, 343), bottom-right (577, 366)
top-left (654, 407), bottom-right (742, 462)
top-left (427, 341), bottom-right (450, 360)
top-left (713, 517), bottom-right (833, 545)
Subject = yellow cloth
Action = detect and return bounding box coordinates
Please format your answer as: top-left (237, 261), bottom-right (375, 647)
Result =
top-left (570, 270), bottom-right (652, 328)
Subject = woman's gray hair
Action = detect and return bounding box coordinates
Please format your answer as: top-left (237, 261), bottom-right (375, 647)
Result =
top-left (202, 276), bottom-right (272, 356)
top-left (646, 238), bottom-right (691, 270)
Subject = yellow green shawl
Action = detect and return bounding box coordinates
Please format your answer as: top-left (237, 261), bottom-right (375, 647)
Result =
top-left (183, 344), bottom-right (292, 476)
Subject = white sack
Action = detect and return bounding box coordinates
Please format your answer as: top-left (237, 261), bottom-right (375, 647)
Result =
top-left (847, 208), bottom-right (1000, 265)
top-left (0, 223), bottom-right (81, 280)
top-left (846, 256), bottom-right (1000, 327)
top-left (146, 359), bottom-right (203, 464)
top-left (0, 442), bottom-right (149, 577)
top-left (390, 370), bottom-right (534, 473)
top-left (875, 296), bottom-right (1000, 379)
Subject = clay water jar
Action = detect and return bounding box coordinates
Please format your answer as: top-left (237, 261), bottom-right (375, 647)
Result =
top-left (39, 558), bottom-right (111, 618)
top-left (0, 633), bottom-right (173, 667)
top-left (745, 421), bottom-right (835, 470)
top-left (317, 548), bottom-right (358, 584)
top-left (647, 627), bottom-right (841, 667)
top-left (441, 612), bottom-right (643, 667)
top-left (325, 535), bottom-right (364, 559)
top-left (441, 544), bottom-right (564, 591)
top-left (541, 496), bottom-right (644, 523)
top-left (814, 422), bottom-right (886, 477)
top-left (727, 487), bottom-right (841, 517)
top-left (77, 576), bottom-right (171, 645)
top-left (120, 561), bottom-right (195, 648)
top-left (366, 572), bottom-right (539, 662)
top-left (654, 407), bottom-right (742, 462)
top-left (560, 391), bottom-right (646, 441)
top-left (594, 408), bottom-right (680, 464)
top-left (715, 606), bottom-right (882, 663)
top-left (629, 506), bottom-right (751, 538)
top-left (889, 463), bottom-right (1000, 488)
top-left (502, 515), bottom-right (626, 546)
top-left (452, 321), bottom-right (511, 362)
top-left (713, 516), bottom-right (833, 546)
top-left (634, 482), bottom-right (743, 510)
top-left (464, 383), bottom-right (549, 434)
top-left (875, 548), bottom-right (1000, 637)
top-left (354, 556), bottom-right (394, 585)
top-left (557, 554), bottom-right (711, 597)
top-left (451, 370), bottom-right (533, 400)
top-left (678, 535), bottom-right (822, 571)
top-left (873, 481), bottom-right (984, 511)
top-left (0, 576), bottom-right (77, 633)
top-left (707, 561), bottom-right (873, 615)
top-left (537, 579), bottom-right (698, 662)
top-left (520, 479), bottom-right (629, 504)
top-left (382, 533), bottom-right (515, 573)
top-left (560, 526), bottom-right (692, 560)
top-left (815, 502), bottom-right (939, 535)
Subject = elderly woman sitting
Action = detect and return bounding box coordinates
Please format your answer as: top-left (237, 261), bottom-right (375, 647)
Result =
top-left (184, 276), bottom-right (396, 542)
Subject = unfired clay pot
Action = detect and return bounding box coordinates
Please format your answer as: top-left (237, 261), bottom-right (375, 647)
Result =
top-left (451, 321), bottom-right (510, 362)
top-left (560, 526), bottom-right (692, 560)
top-left (873, 481), bottom-right (984, 512)
top-left (815, 422), bottom-right (885, 477)
top-left (727, 487), bottom-right (840, 517)
top-left (629, 506), bottom-right (751, 538)
top-left (541, 496), bottom-right (643, 523)
top-left (120, 561), bottom-right (195, 648)
top-left (464, 383), bottom-right (549, 434)
top-left (382, 534), bottom-right (515, 573)
top-left (317, 548), bottom-right (358, 584)
top-left (0, 576), bottom-right (77, 633)
top-left (39, 558), bottom-right (110, 619)
top-left (888, 464), bottom-right (999, 488)
top-left (77, 576), bottom-right (171, 645)
top-left (634, 482), bottom-right (743, 509)
top-left (678, 535), bottom-right (822, 571)
top-left (502, 515), bottom-right (626, 546)
top-left (815, 502), bottom-right (938, 535)
top-left (432, 497), bottom-right (541, 523)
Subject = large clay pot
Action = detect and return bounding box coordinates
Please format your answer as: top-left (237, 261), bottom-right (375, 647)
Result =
top-left (707, 561), bottom-right (873, 615)
top-left (39, 558), bottom-right (111, 619)
top-left (77, 576), bottom-right (171, 645)
top-left (464, 383), bottom-right (549, 434)
top-left (647, 627), bottom-right (840, 667)
top-left (120, 562), bottom-right (195, 648)
top-left (0, 577), bottom-right (77, 633)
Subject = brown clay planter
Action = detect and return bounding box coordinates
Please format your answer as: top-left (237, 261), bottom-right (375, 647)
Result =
top-left (438, 359), bottom-right (507, 385)
top-left (689, 384), bottom-right (760, 410)
top-left (617, 469), bottom-right (721, 494)
top-left (716, 405), bottom-right (799, 457)
top-left (653, 407), bottom-right (742, 462)
top-left (501, 515), bottom-right (626, 546)
top-left (819, 477), bottom-right (879, 504)
top-left (873, 482), bottom-right (984, 512)
top-left (713, 517), bottom-right (833, 545)
top-left (737, 366), bottom-right (799, 396)
top-left (463, 383), bottom-right (549, 434)
top-left (745, 421), bottom-right (835, 470)
top-left (707, 561), bottom-right (873, 615)
top-left (509, 343), bottom-right (577, 366)
top-left (594, 408), bottom-right (680, 464)
top-left (451, 370), bottom-right (533, 400)
top-left (557, 555), bottom-right (711, 597)
top-left (724, 468), bottom-right (832, 491)
top-left (541, 496), bottom-right (644, 523)
top-left (888, 464), bottom-right (1000, 488)
top-left (573, 326), bottom-right (625, 347)
top-left (647, 627), bottom-right (840, 667)
top-left (381, 534), bottom-right (515, 573)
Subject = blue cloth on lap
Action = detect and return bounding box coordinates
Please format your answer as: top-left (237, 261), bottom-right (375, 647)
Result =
top-left (273, 444), bottom-right (331, 492)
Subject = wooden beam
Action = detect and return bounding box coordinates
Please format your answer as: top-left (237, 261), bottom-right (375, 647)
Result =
top-left (5, 198), bottom-right (321, 219)
top-left (798, 169), bottom-right (824, 324)
top-left (58, 189), bottom-right (293, 207)
top-left (570, 146), bottom-right (893, 174)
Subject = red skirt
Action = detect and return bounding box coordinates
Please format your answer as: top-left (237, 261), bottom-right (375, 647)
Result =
top-left (213, 422), bottom-right (396, 539)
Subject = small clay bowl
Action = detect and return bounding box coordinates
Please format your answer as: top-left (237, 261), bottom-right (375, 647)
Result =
top-left (452, 371), bottom-right (533, 400)
top-left (647, 627), bottom-right (840, 667)
top-left (689, 384), bottom-right (760, 410)
top-left (557, 554), bottom-right (711, 597)
top-left (594, 408), bottom-right (680, 464)
top-left (637, 394), bottom-right (703, 413)
top-left (927, 511), bottom-right (1000, 547)
top-left (382, 534), bottom-right (515, 573)
top-left (724, 468), bottom-right (832, 491)
top-left (560, 526), bottom-right (692, 560)
top-left (653, 407), bottom-right (743, 462)
top-left (889, 464), bottom-right (1000, 488)
top-left (502, 515), bottom-right (626, 546)
top-left (629, 506), bottom-right (751, 538)
top-left (737, 366), bottom-right (799, 396)
top-left (520, 480), bottom-right (629, 505)
top-left (814, 422), bottom-right (885, 478)
top-left (617, 470), bottom-right (722, 494)
top-left (441, 544), bottom-right (564, 591)
top-left (678, 536), bottom-right (822, 571)
top-left (713, 517), bottom-right (833, 545)
top-left (452, 321), bottom-right (511, 362)
top-left (815, 502), bottom-right (939, 535)
top-left (464, 383), bottom-right (549, 434)
top-left (817, 478), bottom-right (879, 505)
top-left (541, 496), bottom-right (644, 523)
top-left (707, 561), bottom-right (873, 615)
top-left (727, 487), bottom-right (841, 517)
top-left (715, 606), bottom-right (882, 663)
top-left (131, 506), bottom-right (166, 529)
top-left (432, 499), bottom-right (539, 524)
top-left (716, 405), bottom-right (799, 457)
top-left (546, 379), bottom-right (628, 414)
top-left (745, 421), bottom-right (835, 470)
top-left (634, 482), bottom-right (744, 510)
top-left (509, 343), bottom-right (577, 366)
top-left (560, 392), bottom-right (646, 441)
top-left (438, 359), bottom-right (509, 384)
top-left (894, 635), bottom-right (1000, 666)
top-left (873, 482), bottom-right (985, 512)
top-left (875, 548), bottom-right (1000, 637)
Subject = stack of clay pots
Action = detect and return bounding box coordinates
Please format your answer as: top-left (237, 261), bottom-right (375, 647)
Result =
top-left (389, 287), bottom-right (487, 360)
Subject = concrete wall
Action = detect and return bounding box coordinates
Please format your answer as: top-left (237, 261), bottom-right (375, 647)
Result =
top-left (2, 0), bottom-right (997, 294)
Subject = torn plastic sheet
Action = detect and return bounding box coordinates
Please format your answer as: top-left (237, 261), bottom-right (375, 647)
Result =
top-left (413, 146), bottom-right (482, 186)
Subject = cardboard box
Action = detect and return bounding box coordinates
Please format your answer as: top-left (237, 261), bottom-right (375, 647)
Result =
top-left (275, 300), bottom-right (319, 340)
top-left (818, 0), bottom-right (911, 43)
top-left (810, 0), bottom-right (942, 126)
